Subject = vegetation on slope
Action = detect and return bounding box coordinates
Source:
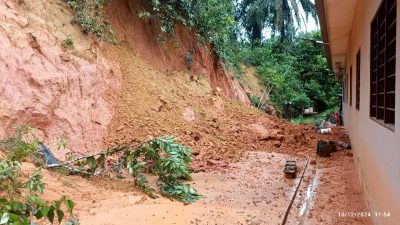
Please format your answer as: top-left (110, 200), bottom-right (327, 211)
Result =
top-left (65, 0), bottom-right (339, 117)
top-left (0, 126), bottom-right (77, 225)
top-left (239, 31), bottom-right (340, 117)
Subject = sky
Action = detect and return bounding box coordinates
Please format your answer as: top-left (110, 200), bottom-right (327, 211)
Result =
top-left (299, 0), bottom-right (319, 32)
top-left (263, 0), bottom-right (320, 39)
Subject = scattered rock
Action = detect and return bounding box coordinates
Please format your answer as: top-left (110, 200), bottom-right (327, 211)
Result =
top-left (206, 160), bottom-right (215, 166)
top-left (60, 53), bottom-right (71, 62)
top-left (310, 159), bottom-right (317, 165)
top-left (273, 141), bottom-right (281, 148)
top-left (116, 125), bottom-right (125, 132)
top-left (183, 107), bottom-right (196, 121)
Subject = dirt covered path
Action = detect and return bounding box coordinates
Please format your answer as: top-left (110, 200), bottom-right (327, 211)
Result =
top-left (36, 127), bottom-right (372, 225)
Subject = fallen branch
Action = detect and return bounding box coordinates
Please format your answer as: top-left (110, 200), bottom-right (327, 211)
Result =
top-left (44, 137), bottom-right (203, 203)
top-left (45, 143), bottom-right (135, 169)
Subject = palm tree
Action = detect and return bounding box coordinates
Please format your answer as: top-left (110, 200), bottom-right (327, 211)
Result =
top-left (238, 0), bottom-right (317, 43)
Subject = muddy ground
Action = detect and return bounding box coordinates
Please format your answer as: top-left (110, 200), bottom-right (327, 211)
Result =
top-left (0, 1), bottom-right (374, 224)
top-left (30, 126), bottom-right (372, 225)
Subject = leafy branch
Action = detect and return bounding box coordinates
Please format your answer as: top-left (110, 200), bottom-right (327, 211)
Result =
top-left (50, 137), bottom-right (203, 203)
top-left (0, 126), bottom-right (77, 224)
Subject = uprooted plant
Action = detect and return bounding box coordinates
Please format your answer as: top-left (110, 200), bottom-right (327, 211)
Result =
top-left (0, 125), bottom-right (77, 225)
top-left (49, 137), bottom-right (203, 203)
top-left (1, 125), bottom-right (203, 204)
top-left (122, 137), bottom-right (203, 203)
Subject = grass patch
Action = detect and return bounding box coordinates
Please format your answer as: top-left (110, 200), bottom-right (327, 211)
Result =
top-left (291, 107), bottom-right (339, 125)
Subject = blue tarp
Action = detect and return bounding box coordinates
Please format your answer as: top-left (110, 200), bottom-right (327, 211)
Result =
top-left (39, 144), bottom-right (59, 166)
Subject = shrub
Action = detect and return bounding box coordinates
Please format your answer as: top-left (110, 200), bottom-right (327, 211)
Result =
top-left (63, 36), bottom-right (74, 48)
top-left (0, 126), bottom-right (77, 225)
top-left (66, 0), bottom-right (117, 44)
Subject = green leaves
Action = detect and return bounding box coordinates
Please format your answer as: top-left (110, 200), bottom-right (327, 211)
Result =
top-left (0, 140), bottom-right (76, 225)
top-left (66, 0), bottom-right (117, 44)
top-left (0, 125), bottom-right (41, 161)
top-left (239, 31), bottom-right (339, 117)
top-left (25, 168), bottom-right (45, 193)
top-left (0, 213), bottom-right (9, 224)
top-left (239, 0), bottom-right (317, 42)
top-left (47, 206), bottom-right (55, 223)
top-left (139, 0), bottom-right (236, 66)
top-left (122, 137), bottom-right (202, 203)
top-left (160, 183), bottom-right (203, 203)
top-left (0, 183), bottom-right (76, 224)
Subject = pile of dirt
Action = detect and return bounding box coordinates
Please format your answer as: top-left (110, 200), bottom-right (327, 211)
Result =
top-left (27, 127), bottom-right (369, 225)
top-left (102, 43), bottom-right (349, 163)
top-left (0, 0), bottom-right (347, 169)
top-left (103, 44), bottom-right (322, 162)
top-left (106, 0), bottom-right (250, 104)
top-left (0, 0), bottom-right (249, 158)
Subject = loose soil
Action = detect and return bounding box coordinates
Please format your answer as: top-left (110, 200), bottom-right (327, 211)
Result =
top-left (0, 1), bottom-right (373, 224)
top-left (30, 126), bottom-right (372, 225)
top-left (102, 44), bottom-right (314, 163)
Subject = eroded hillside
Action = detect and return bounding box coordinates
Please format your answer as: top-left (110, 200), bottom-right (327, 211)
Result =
top-left (0, 1), bottom-right (374, 225)
top-left (0, 0), bottom-right (120, 155)
top-left (0, 0), bottom-right (309, 161)
top-left (0, 0), bottom-right (251, 158)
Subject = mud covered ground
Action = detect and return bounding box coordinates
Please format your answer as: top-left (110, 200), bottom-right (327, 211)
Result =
top-left (0, 1), bottom-right (373, 224)
top-left (27, 126), bottom-right (372, 225)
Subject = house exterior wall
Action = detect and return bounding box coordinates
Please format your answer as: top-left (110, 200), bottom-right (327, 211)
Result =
top-left (343, 0), bottom-right (400, 224)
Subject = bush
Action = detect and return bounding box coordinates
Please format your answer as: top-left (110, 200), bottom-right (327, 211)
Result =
top-left (66, 0), bottom-right (117, 44)
top-left (0, 126), bottom-right (77, 225)
top-left (138, 0), bottom-right (237, 67)
top-left (1, 125), bottom-right (41, 161)
top-left (63, 36), bottom-right (74, 48)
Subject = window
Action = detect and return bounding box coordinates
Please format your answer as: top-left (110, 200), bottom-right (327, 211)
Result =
top-left (356, 50), bottom-right (361, 110)
top-left (350, 65), bottom-right (353, 106)
top-left (370, 0), bottom-right (396, 125)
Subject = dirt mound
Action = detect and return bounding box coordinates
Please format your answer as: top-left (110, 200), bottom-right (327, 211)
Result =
top-left (106, 0), bottom-right (249, 104)
top-left (103, 43), bottom-right (320, 162)
top-left (0, 0), bottom-right (341, 165)
top-left (24, 127), bottom-right (369, 225)
top-left (0, 0), bottom-right (249, 158)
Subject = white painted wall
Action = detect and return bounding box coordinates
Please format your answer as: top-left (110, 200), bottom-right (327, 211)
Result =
top-left (342, 0), bottom-right (400, 224)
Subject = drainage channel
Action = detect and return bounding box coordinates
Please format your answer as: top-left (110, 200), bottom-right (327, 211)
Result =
top-left (281, 157), bottom-right (310, 225)
top-left (297, 168), bottom-right (321, 225)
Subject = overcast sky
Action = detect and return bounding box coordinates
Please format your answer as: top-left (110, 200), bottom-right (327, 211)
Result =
top-left (300, 0), bottom-right (319, 32)
top-left (262, 0), bottom-right (320, 39)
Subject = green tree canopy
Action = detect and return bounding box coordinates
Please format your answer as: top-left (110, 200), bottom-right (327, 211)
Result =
top-left (237, 0), bottom-right (317, 42)
top-left (240, 31), bottom-right (339, 117)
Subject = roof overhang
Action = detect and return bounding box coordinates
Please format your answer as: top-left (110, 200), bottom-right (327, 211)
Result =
top-left (315, 0), bottom-right (359, 78)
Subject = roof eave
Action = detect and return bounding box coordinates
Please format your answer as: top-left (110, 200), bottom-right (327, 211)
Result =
top-left (315, 0), bottom-right (333, 70)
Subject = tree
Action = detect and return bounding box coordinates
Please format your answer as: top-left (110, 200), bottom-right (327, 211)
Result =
top-left (238, 0), bottom-right (317, 43)
top-left (239, 31), bottom-right (339, 117)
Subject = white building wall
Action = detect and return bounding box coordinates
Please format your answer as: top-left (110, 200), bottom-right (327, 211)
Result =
top-left (342, 0), bottom-right (400, 224)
